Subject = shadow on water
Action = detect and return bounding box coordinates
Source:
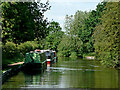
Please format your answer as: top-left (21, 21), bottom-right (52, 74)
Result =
top-left (2, 57), bottom-right (120, 89)
top-left (22, 69), bottom-right (43, 75)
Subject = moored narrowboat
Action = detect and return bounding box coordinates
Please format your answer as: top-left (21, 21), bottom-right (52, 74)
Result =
top-left (52, 51), bottom-right (57, 62)
top-left (40, 49), bottom-right (57, 64)
top-left (44, 50), bottom-right (52, 64)
top-left (23, 50), bottom-right (47, 71)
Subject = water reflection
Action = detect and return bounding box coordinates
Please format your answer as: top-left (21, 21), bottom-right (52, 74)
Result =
top-left (119, 70), bottom-right (120, 89)
top-left (2, 57), bottom-right (120, 88)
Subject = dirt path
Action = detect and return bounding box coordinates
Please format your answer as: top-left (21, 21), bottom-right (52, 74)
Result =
top-left (8, 62), bottom-right (24, 66)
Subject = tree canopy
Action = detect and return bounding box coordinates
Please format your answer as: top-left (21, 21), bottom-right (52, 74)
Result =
top-left (93, 2), bottom-right (120, 68)
top-left (2, 1), bottom-right (51, 44)
top-left (45, 21), bottom-right (64, 51)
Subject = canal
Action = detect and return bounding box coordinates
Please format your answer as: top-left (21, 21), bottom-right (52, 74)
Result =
top-left (2, 57), bottom-right (120, 89)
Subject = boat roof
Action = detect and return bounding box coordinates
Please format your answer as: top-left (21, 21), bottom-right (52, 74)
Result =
top-left (28, 49), bottom-right (56, 54)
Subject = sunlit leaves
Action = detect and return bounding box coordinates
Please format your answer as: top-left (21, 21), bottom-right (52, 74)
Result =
top-left (2, 1), bottom-right (51, 44)
top-left (44, 21), bottom-right (63, 51)
top-left (93, 2), bottom-right (120, 68)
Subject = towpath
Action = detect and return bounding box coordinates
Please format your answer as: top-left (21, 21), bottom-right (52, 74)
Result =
top-left (8, 62), bottom-right (24, 66)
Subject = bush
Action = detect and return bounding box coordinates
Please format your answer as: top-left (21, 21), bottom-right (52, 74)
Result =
top-left (99, 52), bottom-right (119, 68)
top-left (70, 52), bottom-right (77, 58)
top-left (2, 41), bottom-right (18, 58)
top-left (18, 41), bottom-right (40, 55)
top-left (57, 50), bottom-right (71, 57)
top-left (2, 41), bottom-right (40, 68)
top-left (57, 52), bottom-right (64, 57)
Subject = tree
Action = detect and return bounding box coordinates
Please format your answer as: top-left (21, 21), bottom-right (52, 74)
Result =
top-left (72, 10), bottom-right (90, 37)
top-left (72, 11), bottom-right (90, 55)
top-left (1, 1), bottom-right (51, 44)
top-left (78, 2), bottom-right (106, 53)
top-left (64, 15), bottom-right (74, 35)
top-left (44, 21), bottom-right (64, 51)
top-left (48, 21), bottom-right (62, 33)
top-left (32, 1), bottom-right (51, 40)
top-left (93, 2), bottom-right (120, 68)
top-left (2, 2), bottom-right (34, 43)
top-left (58, 11), bottom-right (88, 57)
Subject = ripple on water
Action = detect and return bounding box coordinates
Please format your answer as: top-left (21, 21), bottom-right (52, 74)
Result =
top-left (49, 67), bottom-right (102, 72)
top-left (89, 64), bottom-right (100, 67)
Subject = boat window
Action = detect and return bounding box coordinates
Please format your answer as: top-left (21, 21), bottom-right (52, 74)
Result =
top-left (47, 56), bottom-right (51, 59)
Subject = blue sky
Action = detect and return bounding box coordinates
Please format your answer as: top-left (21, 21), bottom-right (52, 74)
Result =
top-left (41, 0), bottom-right (102, 31)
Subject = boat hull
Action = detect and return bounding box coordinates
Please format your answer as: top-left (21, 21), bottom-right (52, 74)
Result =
top-left (22, 62), bottom-right (47, 71)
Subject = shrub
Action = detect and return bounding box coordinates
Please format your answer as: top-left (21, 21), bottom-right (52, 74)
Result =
top-left (2, 41), bottom-right (18, 58)
top-left (57, 50), bottom-right (71, 57)
top-left (18, 41), bottom-right (40, 55)
top-left (70, 52), bottom-right (77, 58)
top-left (100, 52), bottom-right (119, 68)
top-left (57, 51), bottom-right (64, 57)
top-left (2, 41), bottom-right (40, 68)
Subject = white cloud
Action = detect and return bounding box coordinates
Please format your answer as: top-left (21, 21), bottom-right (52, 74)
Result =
top-left (57, 16), bottom-right (65, 21)
top-left (43, 0), bottom-right (101, 31)
top-left (49, 0), bottom-right (101, 3)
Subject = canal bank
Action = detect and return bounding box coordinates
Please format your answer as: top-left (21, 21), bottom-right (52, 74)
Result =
top-left (2, 57), bottom-right (120, 89)
top-left (2, 61), bottom-right (48, 84)
top-left (2, 49), bottom-right (57, 84)
top-left (2, 65), bottom-right (21, 84)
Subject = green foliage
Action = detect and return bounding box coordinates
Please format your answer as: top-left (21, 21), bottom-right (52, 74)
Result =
top-left (2, 41), bottom-right (40, 59)
top-left (48, 21), bottom-right (62, 33)
top-left (72, 11), bottom-right (90, 36)
top-left (78, 2), bottom-right (106, 53)
top-left (57, 35), bottom-right (71, 57)
top-left (1, 1), bottom-right (120, 69)
top-left (44, 21), bottom-right (64, 51)
top-left (32, 1), bottom-right (51, 40)
top-left (57, 34), bottom-right (82, 57)
top-left (64, 15), bottom-right (74, 34)
top-left (18, 41), bottom-right (40, 55)
top-left (1, 2), bottom-right (51, 44)
top-left (2, 2), bottom-right (34, 43)
top-left (2, 41), bottom-right (18, 58)
top-left (58, 10), bottom-right (89, 57)
top-left (61, 5), bottom-right (106, 57)
top-left (83, 52), bottom-right (96, 58)
top-left (70, 52), bottom-right (77, 58)
top-left (93, 2), bottom-right (120, 68)
top-left (2, 41), bottom-right (40, 67)
top-left (57, 52), bottom-right (64, 57)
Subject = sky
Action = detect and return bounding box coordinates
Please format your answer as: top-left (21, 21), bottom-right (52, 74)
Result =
top-left (41, 0), bottom-right (102, 31)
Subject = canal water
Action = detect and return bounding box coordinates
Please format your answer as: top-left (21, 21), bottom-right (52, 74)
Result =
top-left (2, 57), bottom-right (120, 89)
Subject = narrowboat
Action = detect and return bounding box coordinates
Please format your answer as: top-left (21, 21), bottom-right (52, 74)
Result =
top-left (22, 50), bottom-right (47, 71)
top-left (45, 50), bottom-right (57, 64)
top-left (40, 49), bottom-right (57, 64)
top-left (52, 51), bottom-right (57, 62)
